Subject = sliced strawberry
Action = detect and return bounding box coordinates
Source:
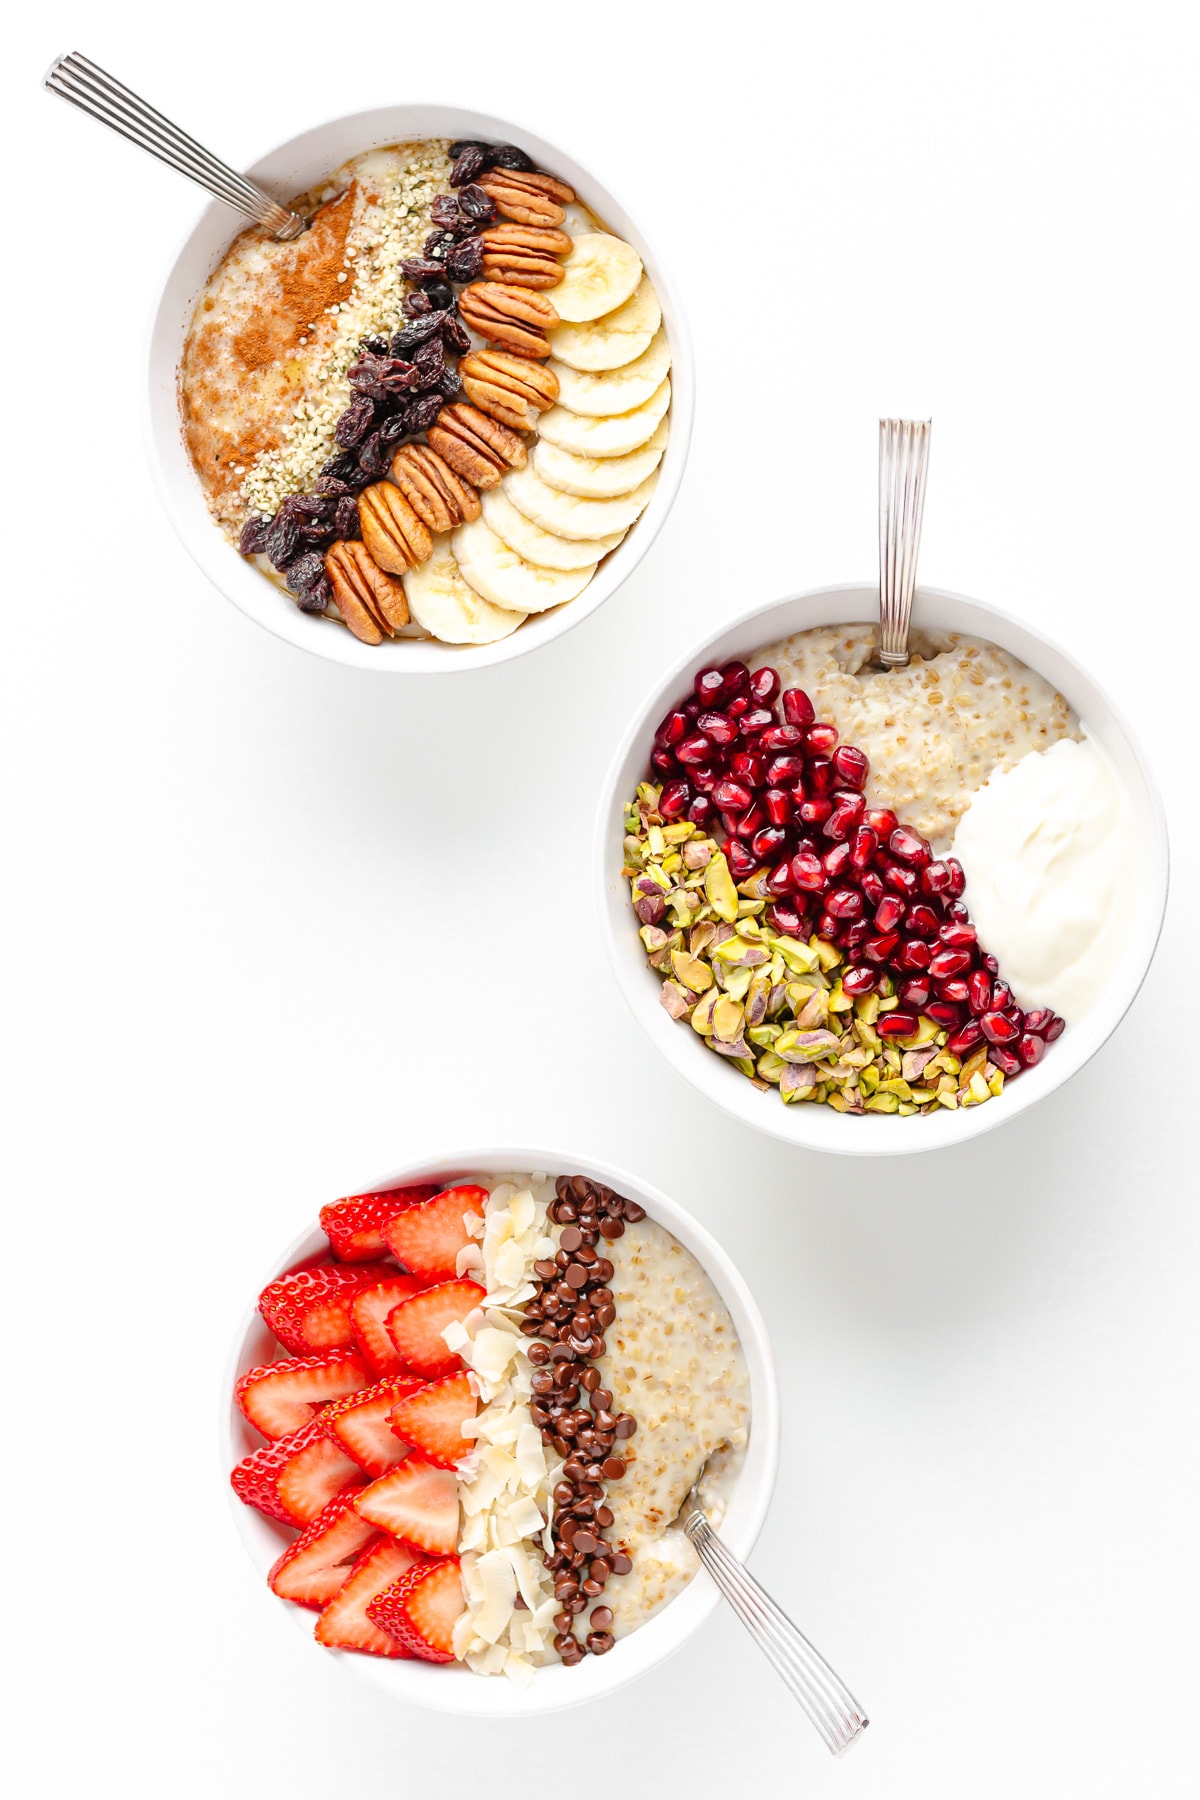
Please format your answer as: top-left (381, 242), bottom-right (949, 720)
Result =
top-left (314, 1537), bottom-right (425, 1656)
top-left (231, 1413), bottom-right (362, 1523)
top-left (236, 1349), bottom-right (369, 1441)
top-left (367, 1557), bottom-right (464, 1663)
top-left (385, 1279), bottom-right (485, 1378)
top-left (382, 1185), bottom-right (488, 1284)
top-left (349, 1274), bottom-right (427, 1376)
top-left (388, 1373), bottom-right (476, 1471)
top-left (269, 1490), bottom-right (379, 1610)
top-left (323, 1375), bottom-right (424, 1477)
top-left (320, 1185), bottom-right (440, 1262)
top-left (259, 1261), bottom-right (396, 1355)
top-left (354, 1457), bottom-right (459, 1556)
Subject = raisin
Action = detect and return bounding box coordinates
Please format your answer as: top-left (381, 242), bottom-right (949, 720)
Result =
top-left (289, 495), bottom-right (335, 522)
top-left (357, 431), bottom-right (390, 479)
top-left (423, 228), bottom-right (455, 261)
top-left (438, 364), bottom-right (462, 401)
top-left (238, 515), bottom-right (271, 557)
top-left (445, 236), bottom-right (484, 282)
top-left (379, 413), bottom-right (408, 446)
top-left (424, 281), bottom-right (454, 313)
top-left (348, 351), bottom-right (420, 400)
top-left (488, 143), bottom-right (534, 171)
top-left (333, 495), bottom-right (361, 539)
top-left (390, 312), bottom-right (447, 355)
top-left (450, 144), bottom-right (488, 186)
top-left (448, 139), bottom-right (487, 158)
top-left (362, 335), bottom-right (389, 355)
top-left (284, 550), bottom-right (326, 594)
top-left (439, 311), bottom-right (471, 354)
top-left (404, 392), bottom-right (443, 434)
top-left (321, 450), bottom-right (358, 483)
top-left (457, 183), bottom-right (496, 223)
top-left (403, 292), bottom-right (432, 318)
top-left (296, 573), bottom-right (332, 614)
top-left (314, 475), bottom-right (351, 497)
top-left (413, 337), bottom-right (445, 383)
top-left (334, 394), bottom-right (375, 448)
top-left (264, 511), bottom-right (300, 568)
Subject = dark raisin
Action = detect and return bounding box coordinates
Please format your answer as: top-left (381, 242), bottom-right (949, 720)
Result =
top-left (444, 236), bottom-right (484, 282)
top-left (402, 256), bottom-right (451, 285)
top-left (439, 311), bottom-right (471, 354)
top-left (432, 193), bottom-right (463, 228)
top-left (238, 515), bottom-right (271, 556)
top-left (404, 392), bottom-right (443, 434)
top-left (448, 139), bottom-right (488, 158)
top-left (314, 475), bottom-right (351, 497)
top-left (438, 364), bottom-right (462, 400)
top-left (284, 550), bottom-right (326, 595)
top-left (457, 183), bottom-right (496, 223)
top-left (488, 143), bottom-right (534, 171)
top-left (348, 352), bottom-right (420, 400)
top-left (450, 144), bottom-right (488, 186)
top-left (424, 281), bottom-right (454, 313)
top-left (334, 394), bottom-right (375, 448)
top-left (403, 291), bottom-right (433, 318)
top-left (379, 413), bottom-right (408, 446)
top-left (357, 431), bottom-right (390, 479)
top-left (321, 450), bottom-right (358, 482)
top-left (334, 495), bottom-right (361, 538)
top-left (424, 228), bottom-right (455, 261)
top-left (390, 312), bottom-right (447, 355)
top-left (296, 573), bottom-right (332, 614)
top-left (362, 335), bottom-right (389, 355)
top-left (413, 337), bottom-right (445, 383)
top-left (264, 511), bottom-right (300, 568)
top-left (289, 494), bottom-right (335, 522)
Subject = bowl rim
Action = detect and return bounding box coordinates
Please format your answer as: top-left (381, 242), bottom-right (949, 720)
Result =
top-left (220, 1145), bottom-right (780, 1717)
top-left (595, 579), bottom-right (1170, 1158)
top-left (144, 102), bottom-right (694, 675)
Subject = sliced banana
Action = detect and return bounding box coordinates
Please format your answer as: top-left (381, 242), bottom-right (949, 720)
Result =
top-left (549, 275), bottom-right (662, 372)
top-left (553, 232), bottom-right (643, 323)
top-left (537, 377), bottom-right (671, 459)
top-left (549, 326), bottom-right (671, 418)
top-left (481, 487), bottom-right (626, 570)
top-left (453, 517), bottom-right (596, 614)
top-left (504, 466), bottom-right (659, 541)
top-left (402, 539), bottom-right (526, 644)
top-left (532, 419), bottom-right (668, 500)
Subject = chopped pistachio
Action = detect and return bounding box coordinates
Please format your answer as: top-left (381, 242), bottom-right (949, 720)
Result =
top-left (704, 852), bottom-right (739, 922)
top-left (682, 839), bottom-right (713, 871)
top-left (670, 949), bottom-right (713, 994)
top-left (865, 1090), bottom-right (900, 1113)
top-left (690, 989), bottom-right (719, 1036)
top-left (756, 1050), bottom-right (786, 1083)
top-left (776, 1027), bottom-right (842, 1064)
top-left (713, 995), bottom-right (746, 1042)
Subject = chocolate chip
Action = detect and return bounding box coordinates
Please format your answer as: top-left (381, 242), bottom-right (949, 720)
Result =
top-left (559, 1225), bottom-right (583, 1253)
top-left (586, 1630), bottom-right (616, 1655)
top-left (610, 1552), bottom-right (633, 1575)
top-left (613, 1415), bottom-right (637, 1438)
top-left (595, 1506), bottom-right (614, 1529)
top-left (600, 1217), bottom-right (625, 1240)
top-left (566, 1263), bottom-right (589, 1289)
top-left (624, 1201), bottom-right (646, 1222)
top-left (592, 1389), bottom-right (613, 1413)
top-left (590, 1605), bottom-right (614, 1629)
top-left (602, 1457), bottom-right (627, 1481)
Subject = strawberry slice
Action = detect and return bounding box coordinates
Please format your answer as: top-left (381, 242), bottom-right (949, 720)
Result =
top-left (231, 1414), bottom-right (363, 1523)
top-left (349, 1274), bottom-right (427, 1376)
top-left (320, 1185), bottom-right (439, 1262)
top-left (236, 1349), bottom-right (369, 1441)
top-left (354, 1457), bottom-right (459, 1556)
top-left (388, 1373), bottom-right (477, 1470)
top-left (259, 1261), bottom-right (396, 1355)
top-left (269, 1490), bottom-right (379, 1610)
top-left (385, 1279), bottom-right (485, 1378)
top-left (382, 1185), bottom-right (488, 1284)
top-left (368, 1557), bottom-right (464, 1663)
top-left (323, 1375), bottom-right (424, 1477)
top-left (314, 1537), bottom-right (425, 1656)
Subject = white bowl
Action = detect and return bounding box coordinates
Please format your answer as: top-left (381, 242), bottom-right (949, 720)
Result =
top-left (146, 106), bottom-right (692, 673)
top-left (222, 1147), bottom-right (778, 1716)
top-left (597, 583), bottom-right (1169, 1157)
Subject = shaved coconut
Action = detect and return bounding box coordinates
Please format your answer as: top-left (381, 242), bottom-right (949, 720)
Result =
top-left (472, 1551), bottom-right (518, 1643)
top-left (515, 1421), bottom-right (547, 1486)
top-left (505, 1652), bottom-right (537, 1688)
top-left (506, 1496), bottom-right (545, 1542)
top-left (459, 1512), bottom-right (487, 1552)
top-left (456, 1243), bottom-right (485, 1280)
top-left (441, 1319), bottom-right (471, 1353)
top-left (471, 1327), bottom-right (518, 1386)
top-left (509, 1186), bottom-right (536, 1238)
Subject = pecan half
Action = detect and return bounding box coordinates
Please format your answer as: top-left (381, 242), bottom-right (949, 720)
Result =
top-left (458, 282), bottom-right (560, 358)
top-left (358, 482), bottom-right (433, 575)
top-left (480, 223), bottom-right (571, 288)
top-left (389, 443), bottom-right (481, 534)
top-left (427, 403), bottom-right (528, 491)
top-left (325, 540), bottom-right (409, 641)
top-left (459, 351), bottom-right (560, 431)
top-left (478, 168), bottom-right (575, 226)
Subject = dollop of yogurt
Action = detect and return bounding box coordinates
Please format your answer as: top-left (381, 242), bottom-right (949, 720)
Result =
top-left (949, 736), bottom-right (1133, 1020)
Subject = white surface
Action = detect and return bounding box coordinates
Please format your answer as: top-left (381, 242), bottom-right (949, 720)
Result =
top-left (4, 4), bottom-right (1197, 1798)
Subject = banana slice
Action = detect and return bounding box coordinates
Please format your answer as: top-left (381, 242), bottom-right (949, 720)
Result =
top-left (504, 466), bottom-right (659, 541)
top-left (532, 419), bottom-right (668, 499)
top-left (537, 377), bottom-right (671, 459)
top-left (402, 539), bottom-right (526, 644)
top-left (481, 487), bottom-right (626, 570)
top-left (549, 327), bottom-right (671, 418)
top-left (549, 274), bottom-right (662, 371)
top-left (453, 517), bottom-right (597, 614)
top-left (553, 232), bottom-right (643, 323)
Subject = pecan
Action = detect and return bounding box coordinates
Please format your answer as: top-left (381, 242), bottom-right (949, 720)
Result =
top-left (358, 482), bottom-right (433, 575)
top-left (480, 223), bottom-right (571, 288)
top-left (459, 351), bottom-right (560, 431)
top-left (427, 403), bottom-right (528, 491)
top-left (389, 443), bottom-right (481, 534)
top-left (478, 167), bottom-right (575, 226)
top-left (324, 540), bottom-right (409, 641)
top-left (457, 282), bottom-right (560, 358)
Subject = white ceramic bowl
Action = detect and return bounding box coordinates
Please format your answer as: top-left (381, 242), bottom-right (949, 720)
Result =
top-left (147, 106), bottom-right (693, 673)
top-left (598, 583), bottom-right (1169, 1157)
top-left (222, 1147), bottom-right (778, 1716)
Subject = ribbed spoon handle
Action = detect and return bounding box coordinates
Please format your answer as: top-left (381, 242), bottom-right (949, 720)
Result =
top-left (878, 417), bottom-right (931, 668)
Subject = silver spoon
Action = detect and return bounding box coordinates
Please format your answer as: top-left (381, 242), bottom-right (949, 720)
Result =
top-left (877, 417), bottom-right (931, 668)
top-left (680, 1486), bottom-right (869, 1755)
top-left (43, 52), bottom-right (307, 241)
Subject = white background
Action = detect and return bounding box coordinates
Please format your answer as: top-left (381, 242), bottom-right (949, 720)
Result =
top-left (5, 3), bottom-right (1197, 1796)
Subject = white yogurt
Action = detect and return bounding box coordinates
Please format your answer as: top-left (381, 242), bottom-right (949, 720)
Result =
top-left (950, 735), bottom-right (1133, 1020)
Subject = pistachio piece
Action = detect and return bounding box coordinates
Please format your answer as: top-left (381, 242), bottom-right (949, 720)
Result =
top-left (775, 1027), bottom-right (842, 1064)
top-left (659, 980), bottom-right (695, 1020)
top-left (690, 988), bottom-right (720, 1036)
top-left (670, 949), bottom-right (713, 994)
top-left (773, 936), bottom-right (821, 975)
top-left (756, 1050), bottom-right (786, 1084)
top-left (703, 851), bottom-right (739, 922)
top-left (780, 1064), bottom-right (819, 1101)
top-left (709, 1034), bottom-right (752, 1059)
top-left (712, 995), bottom-right (745, 1042)
top-left (682, 840), bottom-right (713, 871)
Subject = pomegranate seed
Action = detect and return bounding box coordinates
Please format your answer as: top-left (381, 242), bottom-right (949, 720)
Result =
top-left (782, 688), bottom-right (815, 727)
top-left (899, 976), bottom-right (932, 1009)
top-left (874, 895), bottom-right (905, 932)
top-left (1024, 1007), bottom-right (1056, 1038)
top-left (655, 708), bottom-right (688, 747)
top-left (806, 723), bottom-right (839, 754)
top-left (696, 709), bottom-right (738, 745)
top-left (947, 900), bottom-right (970, 923)
top-left (682, 695), bottom-right (701, 719)
top-left (791, 851), bottom-right (825, 891)
top-left (945, 858), bottom-right (966, 897)
top-left (926, 1000), bottom-right (964, 1027)
top-left (921, 859), bottom-right (954, 896)
top-left (823, 842), bottom-right (852, 878)
top-left (831, 744), bottom-right (869, 789)
top-left (749, 666), bottom-right (780, 704)
top-left (1044, 1014), bottom-right (1065, 1042)
top-left (878, 1012), bottom-right (918, 1038)
top-left (818, 910), bottom-right (839, 936)
top-left (842, 965), bottom-right (877, 996)
top-left (865, 807), bottom-right (898, 837)
top-left (695, 667), bottom-right (724, 703)
top-left (766, 754), bottom-right (806, 784)
top-left (991, 979), bottom-right (1014, 1012)
top-left (769, 900), bottom-right (806, 935)
top-left (800, 796), bottom-right (834, 827)
top-left (935, 977), bottom-right (971, 1004)
top-left (650, 747), bottom-right (676, 775)
top-left (981, 1010), bottom-right (1020, 1045)
top-left (864, 932), bottom-right (901, 963)
top-left (991, 1046), bottom-right (1023, 1076)
top-left (826, 886), bottom-right (863, 920)
top-left (751, 824), bottom-right (787, 861)
top-left (947, 1020), bottom-right (984, 1056)
top-left (760, 724), bottom-right (802, 752)
top-left (982, 952), bottom-right (999, 975)
top-left (658, 778), bottom-right (691, 819)
top-left (676, 733), bottom-right (713, 767)
top-left (938, 920), bottom-right (977, 949)
top-left (807, 757), bottom-right (834, 795)
top-left (1018, 1032), bottom-right (1046, 1067)
top-left (906, 904), bottom-right (941, 939)
top-left (884, 861), bottom-right (919, 898)
top-left (767, 858), bottom-right (796, 893)
top-left (718, 808), bottom-right (741, 838)
top-left (967, 969), bottom-right (992, 1014)
top-left (738, 708), bottom-right (775, 735)
top-left (736, 805), bottom-right (766, 840)
top-left (860, 869), bottom-right (885, 906)
top-left (929, 947), bottom-right (971, 980)
top-left (687, 794), bottom-right (714, 826)
top-left (841, 920), bottom-right (871, 949)
top-left (763, 787), bottom-right (792, 825)
top-left (691, 765), bottom-right (719, 792)
top-left (824, 803), bottom-right (858, 842)
top-left (888, 826), bottom-right (932, 868)
top-left (729, 749), bottom-right (764, 786)
top-left (728, 694), bottom-right (750, 718)
top-left (850, 826), bottom-right (879, 870)
top-left (896, 937), bottom-right (933, 971)
top-left (725, 840), bottom-right (756, 879)
top-left (712, 778), bottom-right (752, 812)
top-left (719, 660), bottom-right (750, 697)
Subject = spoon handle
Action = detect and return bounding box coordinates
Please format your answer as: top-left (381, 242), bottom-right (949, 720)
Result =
top-left (878, 417), bottom-right (931, 668)
top-left (682, 1497), bottom-right (868, 1756)
top-left (43, 52), bottom-right (307, 241)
